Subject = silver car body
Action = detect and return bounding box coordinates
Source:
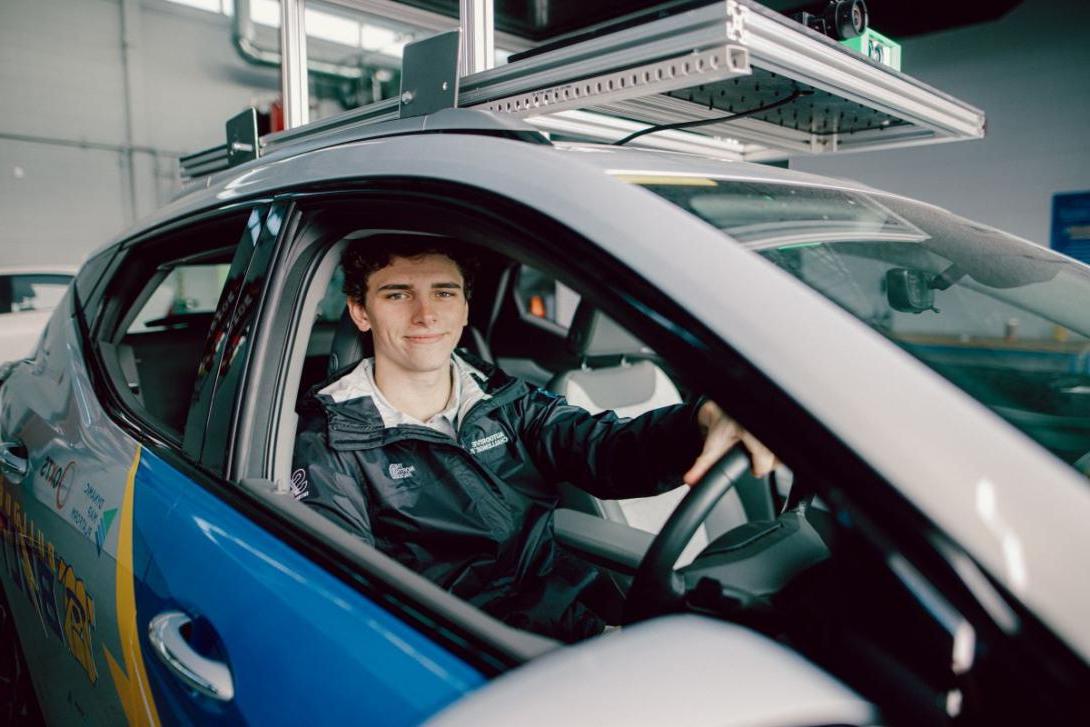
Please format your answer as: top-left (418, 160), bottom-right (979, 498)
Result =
top-left (121, 130), bottom-right (1090, 663)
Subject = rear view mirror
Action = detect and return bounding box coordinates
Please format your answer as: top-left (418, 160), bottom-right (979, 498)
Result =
top-left (886, 268), bottom-right (936, 314)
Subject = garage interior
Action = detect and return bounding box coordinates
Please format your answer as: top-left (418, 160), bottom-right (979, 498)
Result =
top-left (1, 0), bottom-right (1088, 269)
top-left (2, 3), bottom-right (1090, 724)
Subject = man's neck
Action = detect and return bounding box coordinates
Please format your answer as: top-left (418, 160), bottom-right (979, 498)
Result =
top-left (372, 357), bottom-right (453, 422)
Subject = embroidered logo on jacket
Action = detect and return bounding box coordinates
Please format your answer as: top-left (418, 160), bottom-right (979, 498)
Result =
top-left (388, 463), bottom-right (416, 480)
top-left (289, 469), bottom-right (310, 500)
top-left (469, 431), bottom-right (509, 454)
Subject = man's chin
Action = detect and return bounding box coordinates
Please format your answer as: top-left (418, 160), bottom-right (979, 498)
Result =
top-left (398, 349), bottom-right (456, 373)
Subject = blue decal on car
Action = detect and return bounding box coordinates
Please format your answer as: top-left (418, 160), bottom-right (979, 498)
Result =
top-left (124, 448), bottom-right (483, 725)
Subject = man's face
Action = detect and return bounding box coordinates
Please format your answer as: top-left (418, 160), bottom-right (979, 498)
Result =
top-left (347, 253), bottom-right (469, 378)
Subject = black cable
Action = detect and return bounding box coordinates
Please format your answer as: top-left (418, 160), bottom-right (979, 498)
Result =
top-left (809, 120), bottom-right (900, 136)
top-left (612, 88), bottom-right (813, 146)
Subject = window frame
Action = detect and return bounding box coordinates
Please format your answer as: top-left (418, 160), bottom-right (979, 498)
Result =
top-left (81, 205), bottom-right (267, 457)
top-left (217, 180), bottom-right (875, 668)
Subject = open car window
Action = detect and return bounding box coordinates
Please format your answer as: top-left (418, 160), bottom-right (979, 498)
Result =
top-left (92, 210), bottom-right (259, 444)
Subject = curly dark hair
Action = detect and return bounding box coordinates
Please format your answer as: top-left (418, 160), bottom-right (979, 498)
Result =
top-left (341, 234), bottom-right (477, 304)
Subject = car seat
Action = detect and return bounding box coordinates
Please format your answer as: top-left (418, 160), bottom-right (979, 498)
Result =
top-left (548, 303), bottom-right (770, 567)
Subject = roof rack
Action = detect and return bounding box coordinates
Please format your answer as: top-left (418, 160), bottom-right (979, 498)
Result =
top-left (180, 0), bottom-right (984, 180)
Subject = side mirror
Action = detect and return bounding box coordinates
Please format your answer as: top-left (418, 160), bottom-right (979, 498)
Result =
top-left (886, 268), bottom-right (937, 314)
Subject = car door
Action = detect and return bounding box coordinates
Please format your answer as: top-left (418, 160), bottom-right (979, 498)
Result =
top-left (1, 202), bottom-right (484, 725)
top-left (0, 207), bottom-right (271, 723)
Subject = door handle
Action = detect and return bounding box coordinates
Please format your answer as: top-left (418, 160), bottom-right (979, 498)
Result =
top-left (147, 611), bottom-right (235, 702)
top-left (0, 441), bottom-right (28, 482)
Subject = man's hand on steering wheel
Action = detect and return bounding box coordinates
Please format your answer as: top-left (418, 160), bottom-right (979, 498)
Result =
top-left (683, 400), bottom-right (779, 485)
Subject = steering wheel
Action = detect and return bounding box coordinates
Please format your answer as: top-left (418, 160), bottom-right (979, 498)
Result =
top-left (623, 445), bottom-right (753, 624)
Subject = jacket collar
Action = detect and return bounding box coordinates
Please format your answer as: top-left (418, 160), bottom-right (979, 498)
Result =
top-left (309, 352), bottom-right (519, 450)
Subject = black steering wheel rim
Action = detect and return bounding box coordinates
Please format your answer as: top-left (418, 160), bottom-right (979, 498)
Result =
top-left (623, 445), bottom-right (752, 624)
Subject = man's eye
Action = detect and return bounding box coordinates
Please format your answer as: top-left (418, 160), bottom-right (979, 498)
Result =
top-left (385, 292), bottom-right (408, 300)
top-left (436, 291), bottom-right (456, 298)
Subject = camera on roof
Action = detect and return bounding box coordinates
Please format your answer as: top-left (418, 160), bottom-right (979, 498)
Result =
top-left (788, 0), bottom-right (869, 41)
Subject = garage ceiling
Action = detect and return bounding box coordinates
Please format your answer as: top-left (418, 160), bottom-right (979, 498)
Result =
top-left (391, 0), bottom-right (1024, 44)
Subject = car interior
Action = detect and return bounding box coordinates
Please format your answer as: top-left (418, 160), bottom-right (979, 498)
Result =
top-left (289, 234), bottom-right (780, 580)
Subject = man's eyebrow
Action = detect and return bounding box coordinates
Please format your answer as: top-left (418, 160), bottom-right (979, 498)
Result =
top-left (374, 281), bottom-right (463, 292)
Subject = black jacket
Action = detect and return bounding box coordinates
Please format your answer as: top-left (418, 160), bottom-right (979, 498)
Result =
top-left (292, 353), bottom-right (703, 641)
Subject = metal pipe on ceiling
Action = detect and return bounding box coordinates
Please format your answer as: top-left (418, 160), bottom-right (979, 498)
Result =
top-left (280, 0), bottom-right (310, 128)
top-left (231, 0), bottom-right (369, 80)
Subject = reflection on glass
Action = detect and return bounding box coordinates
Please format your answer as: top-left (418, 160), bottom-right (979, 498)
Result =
top-left (635, 178), bottom-right (1090, 472)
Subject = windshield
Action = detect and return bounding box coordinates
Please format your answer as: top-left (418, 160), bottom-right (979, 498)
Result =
top-left (635, 178), bottom-right (1090, 474)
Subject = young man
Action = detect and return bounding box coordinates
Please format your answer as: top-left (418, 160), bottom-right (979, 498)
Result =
top-left (293, 235), bottom-right (776, 642)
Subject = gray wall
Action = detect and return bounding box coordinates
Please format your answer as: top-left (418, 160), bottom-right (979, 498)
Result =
top-left (791, 0), bottom-right (1090, 248)
top-left (1, 0), bottom-right (285, 268)
top-left (2, 0), bottom-right (1087, 268)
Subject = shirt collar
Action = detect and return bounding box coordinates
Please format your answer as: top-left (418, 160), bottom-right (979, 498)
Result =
top-left (320, 352), bottom-right (489, 436)
top-left (362, 359), bottom-right (460, 437)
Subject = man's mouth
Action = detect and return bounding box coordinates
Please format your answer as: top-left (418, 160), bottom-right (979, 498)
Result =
top-left (405, 333), bottom-right (445, 344)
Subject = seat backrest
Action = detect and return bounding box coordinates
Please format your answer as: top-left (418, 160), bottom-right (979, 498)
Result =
top-left (547, 304), bottom-right (714, 567)
top-left (327, 307), bottom-right (493, 376)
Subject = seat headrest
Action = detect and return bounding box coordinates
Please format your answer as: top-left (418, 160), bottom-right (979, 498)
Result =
top-left (328, 307), bottom-right (372, 375)
top-left (567, 302), bottom-right (650, 358)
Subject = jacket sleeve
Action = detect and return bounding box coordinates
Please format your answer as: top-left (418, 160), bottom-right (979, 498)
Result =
top-left (292, 411), bottom-right (376, 546)
top-left (514, 387), bottom-right (704, 500)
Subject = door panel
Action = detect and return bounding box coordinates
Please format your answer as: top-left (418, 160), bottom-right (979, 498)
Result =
top-left (1, 213), bottom-right (484, 723)
top-left (130, 447), bottom-right (484, 724)
top-left (1, 301), bottom-right (136, 724)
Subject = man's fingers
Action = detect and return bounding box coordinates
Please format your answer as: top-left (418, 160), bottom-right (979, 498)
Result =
top-left (684, 417), bottom-right (741, 485)
top-left (686, 434), bottom-right (778, 485)
top-left (683, 450), bottom-right (719, 486)
top-left (740, 432), bottom-right (776, 478)
top-left (686, 406), bottom-right (781, 484)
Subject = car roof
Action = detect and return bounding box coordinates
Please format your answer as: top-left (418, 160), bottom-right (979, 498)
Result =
top-left (96, 112), bottom-right (886, 258)
top-left (0, 266), bottom-right (77, 276)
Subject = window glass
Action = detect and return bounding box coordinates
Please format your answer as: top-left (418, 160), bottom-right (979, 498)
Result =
top-left (127, 264), bottom-right (232, 333)
top-left (95, 211), bottom-right (257, 440)
top-left (636, 179), bottom-right (1090, 469)
top-left (0, 274), bottom-right (72, 314)
top-left (516, 265), bottom-right (581, 329)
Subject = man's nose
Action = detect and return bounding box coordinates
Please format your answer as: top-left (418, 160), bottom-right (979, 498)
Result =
top-left (412, 296), bottom-right (436, 323)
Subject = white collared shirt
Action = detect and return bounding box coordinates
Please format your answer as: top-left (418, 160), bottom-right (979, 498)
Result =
top-left (364, 358), bottom-right (461, 439)
top-left (320, 354), bottom-right (491, 439)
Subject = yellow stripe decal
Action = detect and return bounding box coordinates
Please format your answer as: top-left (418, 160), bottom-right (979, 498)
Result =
top-left (104, 445), bottom-right (161, 727)
top-left (612, 174), bottom-right (718, 187)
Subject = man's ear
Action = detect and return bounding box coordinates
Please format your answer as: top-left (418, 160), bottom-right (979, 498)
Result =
top-left (346, 298), bottom-right (371, 332)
